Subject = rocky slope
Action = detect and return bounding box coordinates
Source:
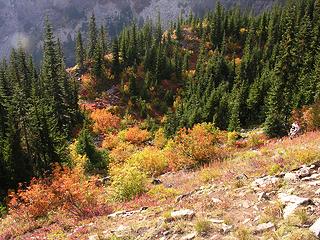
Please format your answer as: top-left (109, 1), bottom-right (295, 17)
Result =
top-left (7, 131), bottom-right (320, 239)
top-left (0, 0), bottom-right (281, 65)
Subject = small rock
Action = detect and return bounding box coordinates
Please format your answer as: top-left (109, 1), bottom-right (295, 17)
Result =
top-left (242, 218), bottom-right (251, 225)
top-left (279, 193), bottom-right (313, 218)
top-left (176, 191), bottom-right (194, 203)
top-left (152, 178), bottom-right (162, 185)
top-left (108, 210), bottom-right (127, 218)
top-left (210, 219), bottom-right (224, 224)
top-left (308, 180), bottom-right (320, 186)
top-left (284, 172), bottom-right (299, 182)
top-left (253, 216), bottom-right (260, 222)
top-left (212, 197), bottom-right (222, 204)
top-left (296, 165), bottom-right (312, 178)
top-left (221, 224), bottom-right (233, 234)
top-left (283, 203), bottom-right (300, 218)
top-left (310, 218), bottom-right (320, 237)
top-left (181, 232), bottom-right (197, 240)
top-left (254, 222), bottom-right (275, 234)
top-left (112, 225), bottom-right (130, 233)
top-left (315, 189), bottom-right (320, 195)
top-left (242, 200), bottom-right (251, 209)
top-left (111, 225), bottom-right (131, 238)
top-left (257, 192), bottom-right (269, 201)
top-left (88, 235), bottom-right (98, 240)
top-left (278, 193), bottom-right (311, 205)
top-left (251, 176), bottom-right (280, 189)
top-left (301, 174), bottom-right (320, 181)
top-left (140, 206), bottom-right (148, 211)
top-left (171, 209), bottom-right (195, 220)
top-left (236, 174), bottom-right (248, 180)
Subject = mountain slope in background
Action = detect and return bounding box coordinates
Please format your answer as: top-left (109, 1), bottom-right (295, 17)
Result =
top-left (0, 0), bottom-right (280, 65)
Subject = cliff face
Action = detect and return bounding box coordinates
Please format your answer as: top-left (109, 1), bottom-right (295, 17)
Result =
top-left (0, 0), bottom-right (279, 65)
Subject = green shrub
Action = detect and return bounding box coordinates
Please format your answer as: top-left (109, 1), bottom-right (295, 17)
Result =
top-left (0, 203), bottom-right (7, 218)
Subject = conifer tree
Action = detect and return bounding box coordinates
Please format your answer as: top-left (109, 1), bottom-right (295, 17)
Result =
top-left (87, 13), bottom-right (98, 59)
top-left (99, 25), bottom-right (108, 54)
top-left (75, 31), bottom-right (85, 69)
top-left (112, 39), bottom-right (120, 81)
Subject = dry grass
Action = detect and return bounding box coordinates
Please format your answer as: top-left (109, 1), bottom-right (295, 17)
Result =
top-left (194, 218), bottom-right (212, 236)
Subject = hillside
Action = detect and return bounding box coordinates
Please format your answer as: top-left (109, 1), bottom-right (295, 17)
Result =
top-left (0, 0), bottom-right (281, 65)
top-left (1, 0), bottom-right (320, 239)
top-left (2, 132), bottom-right (320, 239)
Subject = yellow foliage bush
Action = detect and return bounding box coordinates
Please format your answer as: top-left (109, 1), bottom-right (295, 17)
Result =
top-left (110, 163), bottom-right (147, 201)
top-left (148, 185), bottom-right (180, 202)
top-left (109, 142), bottom-right (137, 165)
top-left (128, 147), bottom-right (168, 177)
top-left (227, 131), bottom-right (238, 146)
top-left (283, 147), bottom-right (320, 167)
top-left (91, 109), bottom-right (121, 134)
top-left (154, 128), bottom-right (167, 148)
top-left (124, 126), bottom-right (151, 144)
top-left (247, 130), bottom-right (266, 148)
top-left (69, 140), bottom-right (89, 169)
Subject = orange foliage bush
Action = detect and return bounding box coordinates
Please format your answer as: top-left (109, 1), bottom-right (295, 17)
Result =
top-left (102, 133), bottom-right (120, 150)
top-left (292, 102), bottom-right (320, 132)
top-left (167, 123), bottom-right (221, 171)
top-left (124, 126), bottom-right (151, 144)
top-left (9, 166), bottom-right (110, 220)
top-left (91, 109), bottom-right (121, 133)
top-left (109, 142), bottom-right (137, 165)
top-left (80, 74), bottom-right (96, 99)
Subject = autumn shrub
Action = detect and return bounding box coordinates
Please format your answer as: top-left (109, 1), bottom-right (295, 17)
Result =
top-left (247, 130), bottom-right (266, 148)
top-left (124, 126), bottom-right (151, 144)
top-left (302, 102), bottom-right (320, 131)
top-left (102, 133), bottom-right (121, 150)
top-left (283, 147), bottom-right (320, 167)
top-left (167, 123), bottom-right (221, 170)
top-left (109, 142), bottom-right (137, 165)
top-left (128, 147), bottom-right (168, 177)
top-left (227, 131), bottom-right (238, 146)
top-left (80, 74), bottom-right (96, 99)
top-left (69, 141), bottom-right (89, 169)
top-left (91, 109), bottom-right (121, 133)
top-left (8, 166), bottom-right (110, 220)
top-left (292, 102), bottom-right (320, 132)
top-left (154, 128), bottom-right (167, 148)
top-left (148, 185), bottom-right (180, 202)
top-left (110, 163), bottom-right (147, 201)
top-left (198, 164), bottom-right (223, 183)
